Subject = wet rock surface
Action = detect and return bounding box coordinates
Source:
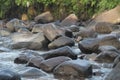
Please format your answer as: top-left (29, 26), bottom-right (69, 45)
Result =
top-left (0, 12), bottom-right (120, 80)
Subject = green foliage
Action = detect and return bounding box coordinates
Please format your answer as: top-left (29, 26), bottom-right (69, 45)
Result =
top-left (0, 0), bottom-right (120, 20)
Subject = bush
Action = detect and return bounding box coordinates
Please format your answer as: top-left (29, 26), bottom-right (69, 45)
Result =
top-left (0, 0), bottom-right (120, 20)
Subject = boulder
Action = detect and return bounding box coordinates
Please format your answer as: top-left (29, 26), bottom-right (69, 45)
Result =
top-left (60, 14), bottom-right (78, 26)
top-left (48, 36), bottom-right (75, 49)
top-left (87, 5), bottom-right (120, 28)
top-left (11, 32), bottom-right (49, 50)
top-left (94, 5), bottom-right (120, 24)
top-left (53, 59), bottom-right (92, 79)
top-left (34, 11), bottom-right (54, 23)
top-left (41, 46), bottom-right (77, 59)
top-left (105, 62), bottom-right (120, 80)
top-left (95, 22), bottom-right (113, 34)
top-left (42, 23), bottom-right (62, 41)
top-left (99, 35), bottom-right (120, 49)
top-left (95, 51), bottom-right (119, 63)
top-left (0, 69), bottom-right (21, 80)
top-left (19, 67), bottom-right (47, 78)
top-left (78, 38), bottom-right (99, 54)
top-left (6, 18), bottom-right (26, 32)
top-left (75, 28), bottom-right (97, 39)
top-left (39, 56), bottom-right (71, 72)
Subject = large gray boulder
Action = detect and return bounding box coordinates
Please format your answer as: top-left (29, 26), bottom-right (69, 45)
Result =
top-left (10, 32), bottom-right (49, 50)
top-left (53, 59), bottom-right (92, 80)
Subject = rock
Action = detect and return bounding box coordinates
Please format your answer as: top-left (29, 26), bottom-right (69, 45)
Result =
top-left (27, 56), bottom-right (44, 68)
top-left (6, 18), bottom-right (26, 32)
top-left (32, 24), bottom-right (43, 33)
top-left (34, 11), bottom-right (54, 23)
top-left (53, 59), bottom-right (92, 79)
top-left (95, 22), bottom-right (113, 34)
top-left (99, 35), bottom-right (120, 49)
top-left (48, 36), bottom-right (75, 49)
top-left (39, 56), bottom-right (71, 72)
top-left (11, 32), bottom-right (49, 50)
top-left (0, 20), bottom-right (5, 29)
top-left (41, 46), bottom-right (77, 59)
top-left (78, 38), bottom-right (99, 54)
top-left (95, 51), bottom-right (119, 63)
top-left (0, 69), bottom-right (21, 80)
top-left (0, 28), bottom-right (11, 36)
top-left (17, 27), bottom-right (30, 33)
top-left (19, 67), bottom-right (47, 78)
top-left (42, 23), bottom-right (62, 41)
top-left (14, 50), bottom-right (42, 64)
top-left (98, 45), bottom-right (118, 52)
top-left (113, 56), bottom-right (120, 68)
top-left (105, 62), bottom-right (120, 80)
top-left (23, 21), bottom-right (36, 31)
top-left (60, 14), bottom-right (78, 26)
top-left (84, 53), bottom-right (98, 61)
top-left (75, 28), bottom-right (97, 39)
top-left (65, 25), bottom-right (80, 32)
top-left (94, 5), bottom-right (120, 24)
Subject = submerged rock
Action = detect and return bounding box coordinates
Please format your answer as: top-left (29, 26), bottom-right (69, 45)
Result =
top-left (19, 67), bottom-right (47, 78)
top-left (0, 69), bottom-right (21, 80)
